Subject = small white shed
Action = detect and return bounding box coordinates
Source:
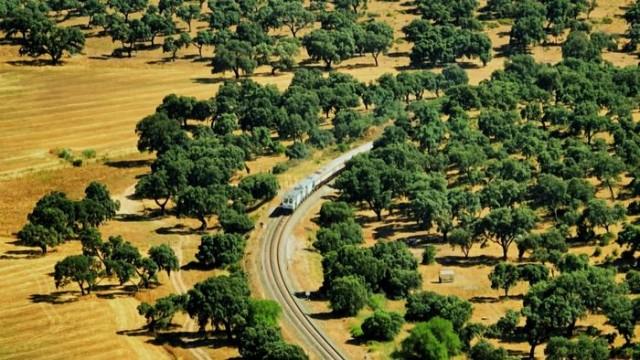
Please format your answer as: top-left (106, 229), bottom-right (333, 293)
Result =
top-left (439, 269), bottom-right (455, 283)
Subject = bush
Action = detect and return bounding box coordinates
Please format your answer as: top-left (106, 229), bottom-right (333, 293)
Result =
top-left (318, 201), bottom-right (354, 227)
top-left (307, 128), bottom-right (335, 149)
top-left (626, 270), bottom-right (640, 293)
top-left (272, 163), bottom-right (289, 174)
top-left (72, 159), bottom-right (83, 167)
top-left (593, 246), bottom-right (602, 257)
top-left (360, 310), bottom-right (404, 341)
top-left (628, 201), bottom-right (640, 215)
top-left (82, 149), bottom-right (96, 159)
top-left (422, 245), bottom-right (437, 265)
top-left (328, 275), bottom-right (369, 316)
top-left (469, 341), bottom-right (510, 360)
top-left (56, 148), bottom-right (73, 161)
top-left (337, 143), bottom-right (349, 152)
top-left (493, 310), bottom-right (520, 340)
top-left (219, 209), bottom-right (255, 234)
top-left (285, 142), bottom-right (310, 159)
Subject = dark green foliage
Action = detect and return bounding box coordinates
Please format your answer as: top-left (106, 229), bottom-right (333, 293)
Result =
top-left (626, 270), bottom-right (640, 293)
top-left (545, 336), bottom-right (610, 360)
top-left (17, 223), bottom-right (63, 255)
top-left (318, 201), bottom-right (354, 227)
top-left (135, 112), bottom-right (188, 154)
top-left (185, 274), bottom-right (251, 339)
top-left (19, 23), bottom-right (84, 64)
top-left (302, 28), bottom-right (356, 69)
top-left (54, 255), bottom-right (100, 295)
top-left (175, 186), bottom-right (225, 230)
top-left (405, 291), bottom-right (473, 329)
top-left (489, 262), bottom-right (520, 297)
top-left (469, 340), bottom-right (511, 360)
top-left (493, 310), bottom-right (520, 340)
top-left (196, 232), bottom-right (246, 268)
top-left (239, 173), bottom-right (280, 205)
top-left (219, 209), bottom-right (255, 234)
top-left (137, 293), bottom-right (186, 331)
top-left (360, 310), bottom-right (404, 341)
top-left (328, 275), bottom-right (368, 316)
top-left (313, 220), bottom-right (363, 254)
top-left (399, 317), bottom-right (462, 360)
top-left (148, 244), bottom-right (179, 276)
top-left (422, 245), bottom-right (437, 265)
top-left (285, 142), bottom-right (311, 159)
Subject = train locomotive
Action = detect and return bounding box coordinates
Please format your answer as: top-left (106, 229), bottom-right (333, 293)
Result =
top-left (279, 142), bottom-right (374, 212)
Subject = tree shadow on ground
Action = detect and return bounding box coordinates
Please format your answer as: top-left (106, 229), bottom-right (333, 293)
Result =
top-left (155, 224), bottom-right (203, 236)
top-left (30, 291), bottom-right (79, 304)
top-left (105, 159), bottom-right (152, 169)
top-left (309, 311), bottom-right (341, 320)
top-left (191, 77), bottom-right (227, 85)
top-left (181, 260), bottom-right (213, 271)
top-left (146, 330), bottom-right (237, 351)
top-left (470, 296), bottom-right (500, 304)
top-left (346, 337), bottom-right (368, 346)
top-left (6, 59), bottom-right (55, 66)
top-left (436, 255), bottom-right (501, 268)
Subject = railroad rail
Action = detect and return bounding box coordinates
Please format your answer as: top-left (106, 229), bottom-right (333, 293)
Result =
top-left (259, 142), bottom-right (374, 360)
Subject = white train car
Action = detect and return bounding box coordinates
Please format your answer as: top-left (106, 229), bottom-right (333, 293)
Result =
top-left (279, 142), bottom-right (374, 212)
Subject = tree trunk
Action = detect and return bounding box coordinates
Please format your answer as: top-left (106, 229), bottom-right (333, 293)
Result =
top-left (198, 216), bottom-right (207, 230)
top-left (233, 67), bottom-right (240, 79)
top-left (78, 282), bottom-right (85, 295)
top-left (501, 244), bottom-right (508, 260)
top-left (528, 343), bottom-right (537, 360)
top-left (373, 53), bottom-right (379, 66)
top-left (198, 46), bottom-right (202, 58)
top-left (608, 182), bottom-right (615, 201)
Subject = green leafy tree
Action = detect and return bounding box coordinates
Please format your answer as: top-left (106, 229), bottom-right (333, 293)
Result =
top-left (17, 223), bottom-right (63, 254)
top-left (489, 262), bottom-right (520, 297)
top-left (405, 291), bottom-right (473, 329)
top-left (360, 310), bottom-right (404, 341)
top-left (213, 39), bottom-right (256, 78)
top-left (313, 220), bottom-right (363, 254)
top-left (360, 21), bottom-right (393, 66)
top-left (481, 207), bottom-right (537, 260)
top-left (302, 29), bottom-right (356, 69)
top-left (400, 317), bottom-right (462, 360)
top-left (196, 232), bottom-right (246, 268)
top-left (20, 24), bottom-right (84, 64)
top-left (148, 244), bottom-right (179, 276)
top-left (54, 255), bottom-right (100, 295)
top-left (163, 32), bottom-right (191, 61)
top-left (328, 275), bottom-right (368, 316)
top-left (176, 3), bottom-right (199, 31)
top-left (185, 274), bottom-right (251, 339)
top-left (238, 173), bottom-right (280, 206)
top-left (175, 186), bottom-right (226, 230)
top-left (469, 341), bottom-right (511, 360)
top-left (137, 294), bottom-right (186, 331)
top-left (219, 209), bottom-right (255, 234)
top-left (318, 201), bottom-right (354, 227)
top-left (545, 336), bottom-right (610, 360)
top-left (135, 112), bottom-right (188, 154)
top-left (193, 30), bottom-right (215, 58)
top-left (108, 0), bottom-right (148, 22)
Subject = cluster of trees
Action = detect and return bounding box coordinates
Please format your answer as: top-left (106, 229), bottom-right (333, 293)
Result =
top-left (402, 4), bottom-right (492, 67)
top-left (54, 228), bottom-right (179, 295)
top-left (312, 200), bottom-right (422, 316)
top-left (137, 271), bottom-right (308, 359)
top-left (1, 0), bottom-right (85, 64)
top-left (484, 0), bottom-right (603, 53)
top-left (326, 16), bottom-right (640, 356)
top-left (17, 182), bottom-right (120, 254)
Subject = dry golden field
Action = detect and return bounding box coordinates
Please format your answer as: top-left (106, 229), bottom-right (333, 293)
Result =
top-left (0, 0), bottom-right (639, 359)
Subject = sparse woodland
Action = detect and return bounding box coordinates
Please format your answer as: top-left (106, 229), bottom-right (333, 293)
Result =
top-left (8, 0), bottom-right (640, 358)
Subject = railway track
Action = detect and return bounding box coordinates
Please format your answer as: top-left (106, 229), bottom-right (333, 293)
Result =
top-left (259, 142), bottom-right (374, 359)
top-left (260, 206), bottom-right (347, 360)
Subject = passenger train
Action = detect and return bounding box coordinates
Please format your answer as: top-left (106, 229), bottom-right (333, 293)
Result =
top-left (279, 142), bottom-right (374, 212)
